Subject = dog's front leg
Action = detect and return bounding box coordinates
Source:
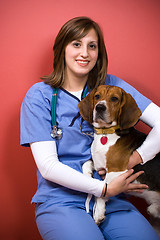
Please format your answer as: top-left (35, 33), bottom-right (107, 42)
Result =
top-left (82, 160), bottom-right (94, 213)
top-left (93, 196), bottom-right (106, 225)
top-left (93, 171), bottom-right (127, 225)
top-left (93, 173), bottom-right (109, 225)
top-left (82, 160), bottom-right (94, 177)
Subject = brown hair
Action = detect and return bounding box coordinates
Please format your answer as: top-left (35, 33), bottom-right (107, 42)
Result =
top-left (42, 16), bottom-right (108, 91)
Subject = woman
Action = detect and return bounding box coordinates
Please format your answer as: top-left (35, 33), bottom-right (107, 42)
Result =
top-left (20, 16), bottom-right (160, 239)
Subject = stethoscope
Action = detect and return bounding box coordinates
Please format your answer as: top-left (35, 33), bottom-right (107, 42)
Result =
top-left (50, 88), bottom-right (63, 139)
top-left (50, 87), bottom-right (89, 139)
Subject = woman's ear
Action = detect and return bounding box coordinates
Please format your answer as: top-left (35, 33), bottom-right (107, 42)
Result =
top-left (78, 89), bottom-right (96, 124)
top-left (118, 90), bottom-right (142, 129)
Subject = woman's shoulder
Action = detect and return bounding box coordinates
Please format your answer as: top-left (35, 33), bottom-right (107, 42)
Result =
top-left (106, 74), bottom-right (127, 86)
top-left (24, 81), bottom-right (53, 103)
top-left (106, 74), bottom-right (141, 93)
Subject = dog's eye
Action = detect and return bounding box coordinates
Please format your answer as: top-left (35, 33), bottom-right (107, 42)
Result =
top-left (95, 94), bottom-right (100, 100)
top-left (111, 96), bottom-right (119, 102)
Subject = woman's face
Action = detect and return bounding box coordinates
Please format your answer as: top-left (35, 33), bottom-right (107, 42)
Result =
top-left (65, 28), bottom-right (98, 80)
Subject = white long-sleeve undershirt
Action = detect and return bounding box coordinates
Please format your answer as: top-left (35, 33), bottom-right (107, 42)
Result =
top-left (137, 102), bottom-right (160, 163)
top-left (30, 102), bottom-right (160, 197)
top-left (30, 141), bottom-right (104, 197)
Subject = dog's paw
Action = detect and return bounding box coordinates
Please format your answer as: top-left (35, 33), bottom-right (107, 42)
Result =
top-left (82, 160), bottom-right (94, 177)
top-left (93, 198), bottom-right (106, 225)
top-left (147, 204), bottom-right (160, 218)
top-left (94, 212), bottom-right (106, 225)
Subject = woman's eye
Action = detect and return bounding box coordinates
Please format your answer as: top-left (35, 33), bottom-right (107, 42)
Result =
top-left (95, 94), bottom-right (100, 100)
top-left (73, 42), bottom-right (81, 47)
top-left (89, 43), bottom-right (97, 49)
top-left (111, 96), bottom-right (119, 102)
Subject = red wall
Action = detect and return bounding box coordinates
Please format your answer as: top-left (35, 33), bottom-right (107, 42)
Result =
top-left (1, 0), bottom-right (160, 239)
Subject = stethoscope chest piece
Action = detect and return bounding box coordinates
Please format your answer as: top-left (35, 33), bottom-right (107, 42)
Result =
top-left (51, 125), bottom-right (63, 139)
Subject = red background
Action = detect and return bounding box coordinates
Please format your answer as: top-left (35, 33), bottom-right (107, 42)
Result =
top-left (1, 0), bottom-right (160, 239)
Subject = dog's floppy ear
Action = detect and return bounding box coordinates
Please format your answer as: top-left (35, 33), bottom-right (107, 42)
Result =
top-left (78, 89), bottom-right (96, 124)
top-left (118, 90), bottom-right (142, 129)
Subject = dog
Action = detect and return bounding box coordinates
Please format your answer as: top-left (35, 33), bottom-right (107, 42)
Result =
top-left (78, 85), bottom-right (160, 228)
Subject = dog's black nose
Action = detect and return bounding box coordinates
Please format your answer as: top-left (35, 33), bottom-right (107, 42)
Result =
top-left (95, 104), bottom-right (106, 112)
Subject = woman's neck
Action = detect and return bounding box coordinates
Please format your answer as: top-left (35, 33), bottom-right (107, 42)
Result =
top-left (63, 71), bottom-right (88, 92)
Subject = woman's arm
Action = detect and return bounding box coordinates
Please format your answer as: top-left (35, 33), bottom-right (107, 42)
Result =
top-left (128, 102), bottom-right (160, 168)
top-left (30, 141), bottom-right (104, 197)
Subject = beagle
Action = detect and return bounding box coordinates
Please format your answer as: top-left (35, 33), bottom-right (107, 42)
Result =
top-left (78, 85), bottom-right (160, 226)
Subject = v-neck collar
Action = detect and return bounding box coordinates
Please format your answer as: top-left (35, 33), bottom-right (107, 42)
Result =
top-left (60, 84), bottom-right (88, 102)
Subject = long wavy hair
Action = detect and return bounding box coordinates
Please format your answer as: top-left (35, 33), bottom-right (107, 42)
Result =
top-left (42, 16), bottom-right (108, 91)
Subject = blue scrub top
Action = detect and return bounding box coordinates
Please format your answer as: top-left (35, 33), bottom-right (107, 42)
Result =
top-left (20, 74), bottom-right (152, 210)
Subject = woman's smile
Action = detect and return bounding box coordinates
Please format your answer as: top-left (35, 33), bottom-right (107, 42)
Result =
top-left (76, 59), bottom-right (90, 67)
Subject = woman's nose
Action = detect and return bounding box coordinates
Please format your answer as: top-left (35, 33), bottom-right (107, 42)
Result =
top-left (80, 46), bottom-right (88, 58)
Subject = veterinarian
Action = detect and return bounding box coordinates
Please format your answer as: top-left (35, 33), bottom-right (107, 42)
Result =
top-left (20, 17), bottom-right (160, 240)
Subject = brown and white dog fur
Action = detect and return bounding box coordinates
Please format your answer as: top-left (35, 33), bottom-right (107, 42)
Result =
top-left (78, 85), bottom-right (160, 230)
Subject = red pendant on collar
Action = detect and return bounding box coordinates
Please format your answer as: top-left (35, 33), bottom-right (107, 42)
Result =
top-left (100, 136), bottom-right (108, 145)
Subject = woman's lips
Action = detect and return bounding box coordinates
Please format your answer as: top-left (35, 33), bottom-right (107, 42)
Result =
top-left (76, 59), bottom-right (90, 66)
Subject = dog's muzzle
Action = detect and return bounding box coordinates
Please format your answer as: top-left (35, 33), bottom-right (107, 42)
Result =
top-left (95, 103), bottom-right (107, 122)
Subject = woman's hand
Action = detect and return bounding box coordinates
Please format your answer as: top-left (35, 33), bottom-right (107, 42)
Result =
top-left (103, 169), bottom-right (148, 198)
top-left (98, 168), bottom-right (106, 180)
top-left (99, 150), bottom-right (143, 179)
top-left (128, 151), bottom-right (143, 169)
